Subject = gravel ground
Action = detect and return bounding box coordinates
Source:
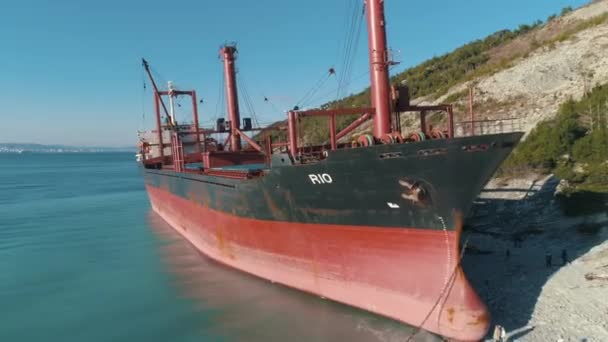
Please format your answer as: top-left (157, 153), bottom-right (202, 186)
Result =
top-left (462, 175), bottom-right (608, 341)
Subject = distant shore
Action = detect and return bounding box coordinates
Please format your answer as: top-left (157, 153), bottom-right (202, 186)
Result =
top-left (0, 143), bottom-right (135, 154)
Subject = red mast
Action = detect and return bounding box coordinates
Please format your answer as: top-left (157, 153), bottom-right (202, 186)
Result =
top-left (220, 45), bottom-right (242, 152)
top-left (365, 0), bottom-right (392, 138)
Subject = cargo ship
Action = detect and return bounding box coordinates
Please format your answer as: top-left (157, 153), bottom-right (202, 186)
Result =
top-left (138, 1), bottom-right (522, 340)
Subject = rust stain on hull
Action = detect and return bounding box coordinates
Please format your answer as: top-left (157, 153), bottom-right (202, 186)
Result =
top-left (215, 226), bottom-right (236, 260)
top-left (446, 307), bottom-right (455, 324)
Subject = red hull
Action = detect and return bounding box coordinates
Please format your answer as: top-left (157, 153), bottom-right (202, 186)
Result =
top-left (146, 185), bottom-right (490, 341)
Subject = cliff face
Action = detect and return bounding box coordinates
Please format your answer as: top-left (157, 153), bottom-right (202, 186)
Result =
top-left (441, 0), bottom-right (608, 134)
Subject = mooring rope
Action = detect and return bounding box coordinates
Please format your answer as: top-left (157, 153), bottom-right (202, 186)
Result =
top-left (405, 216), bottom-right (469, 342)
top-left (438, 215), bottom-right (452, 292)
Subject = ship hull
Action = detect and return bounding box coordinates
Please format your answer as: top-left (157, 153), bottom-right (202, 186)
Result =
top-left (143, 133), bottom-right (522, 341)
top-left (147, 185), bottom-right (488, 340)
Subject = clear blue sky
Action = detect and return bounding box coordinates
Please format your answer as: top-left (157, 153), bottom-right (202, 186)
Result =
top-left (0, 0), bottom-right (588, 147)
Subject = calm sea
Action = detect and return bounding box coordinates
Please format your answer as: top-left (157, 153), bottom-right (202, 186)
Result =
top-left (0, 153), bottom-right (434, 342)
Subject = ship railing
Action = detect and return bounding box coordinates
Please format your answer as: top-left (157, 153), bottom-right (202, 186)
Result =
top-left (287, 107), bottom-right (376, 162)
top-left (282, 104), bottom-right (460, 164)
top-left (454, 118), bottom-right (522, 137)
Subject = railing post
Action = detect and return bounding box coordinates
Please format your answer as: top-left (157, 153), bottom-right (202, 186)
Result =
top-left (154, 92), bottom-right (164, 160)
top-left (288, 111), bottom-right (298, 160)
top-left (420, 110), bottom-right (427, 135)
top-left (191, 91), bottom-right (202, 154)
top-left (329, 113), bottom-right (337, 150)
top-left (447, 106), bottom-right (454, 138)
top-left (264, 134), bottom-right (272, 165)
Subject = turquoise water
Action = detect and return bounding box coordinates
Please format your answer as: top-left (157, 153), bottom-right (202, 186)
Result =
top-left (0, 153), bottom-right (431, 342)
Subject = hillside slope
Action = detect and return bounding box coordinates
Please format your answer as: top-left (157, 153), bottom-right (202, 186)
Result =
top-left (445, 0), bottom-right (608, 133)
top-left (289, 0), bottom-right (608, 144)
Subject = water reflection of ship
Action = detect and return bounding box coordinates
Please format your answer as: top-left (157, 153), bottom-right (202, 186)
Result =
top-left (147, 210), bottom-right (440, 342)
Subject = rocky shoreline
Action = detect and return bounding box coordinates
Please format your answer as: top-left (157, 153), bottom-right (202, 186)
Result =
top-left (462, 175), bottom-right (608, 341)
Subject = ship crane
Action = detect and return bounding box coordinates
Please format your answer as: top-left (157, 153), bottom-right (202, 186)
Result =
top-left (141, 58), bottom-right (202, 164)
top-left (142, 59), bottom-right (172, 128)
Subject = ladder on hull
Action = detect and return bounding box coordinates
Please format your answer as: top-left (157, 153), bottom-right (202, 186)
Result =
top-left (171, 132), bottom-right (185, 172)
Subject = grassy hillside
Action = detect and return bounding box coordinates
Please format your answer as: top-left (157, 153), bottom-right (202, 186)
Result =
top-left (294, 6), bottom-right (596, 145)
top-left (293, 24), bottom-right (536, 144)
top-left (326, 24), bottom-right (539, 109)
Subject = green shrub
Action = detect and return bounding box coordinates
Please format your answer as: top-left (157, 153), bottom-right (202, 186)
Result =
top-left (501, 84), bottom-right (608, 193)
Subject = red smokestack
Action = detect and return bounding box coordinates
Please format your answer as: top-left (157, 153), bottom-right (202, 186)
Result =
top-left (365, 0), bottom-right (392, 138)
top-left (220, 45), bottom-right (241, 151)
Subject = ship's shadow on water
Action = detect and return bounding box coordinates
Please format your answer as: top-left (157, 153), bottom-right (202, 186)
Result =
top-left (146, 212), bottom-right (440, 342)
top-left (461, 176), bottom-right (608, 339)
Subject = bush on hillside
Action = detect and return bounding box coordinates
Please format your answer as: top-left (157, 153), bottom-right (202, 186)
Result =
top-left (500, 84), bottom-right (608, 192)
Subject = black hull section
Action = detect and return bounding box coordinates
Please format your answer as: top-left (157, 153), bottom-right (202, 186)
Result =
top-left (143, 132), bottom-right (522, 231)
